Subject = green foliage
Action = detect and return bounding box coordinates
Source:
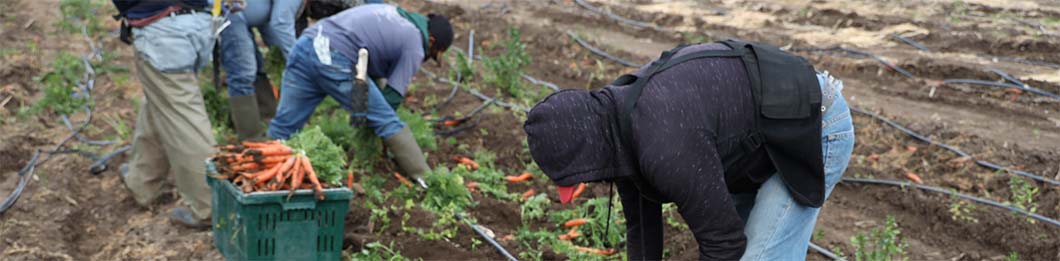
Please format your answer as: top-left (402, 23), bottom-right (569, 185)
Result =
top-left (850, 216), bottom-right (907, 261)
top-left (28, 52), bottom-right (89, 116)
top-left (521, 194), bottom-right (551, 221)
top-left (457, 150), bottom-right (516, 201)
top-left (421, 167), bottom-right (473, 212)
top-left (663, 203), bottom-right (688, 230)
top-left (58, 0), bottom-right (106, 34)
top-left (1008, 176), bottom-right (1039, 224)
top-left (450, 50), bottom-right (476, 82)
top-left (287, 126), bottom-right (348, 185)
top-left (948, 193), bottom-right (978, 224)
top-left (398, 108), bottom-right (437, 151)
top-left (515, 225), bottom-right (553, 260)
top-left (348, 241), bottom-right (416, 261)
top-left (265, 46), bottom-right (286, 88)
top-left (1006, 251), bottom-right (1020, 261)
top-left (484, 27), bottom-right (531, 98)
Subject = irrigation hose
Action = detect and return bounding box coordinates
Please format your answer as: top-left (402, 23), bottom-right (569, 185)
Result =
top-left (567, 31), bottom-right (642, 68)
top-left (889, 33), bottom-right (930, 51)
top-left (0, 151), bottom-right (41, 215)
top-left (572, 0), bottom-right (673, 33)
top-left (850, 107), bottom-right (1060, 186)
top-left (454, 212), bottom-right (518, 261)
top-left (791, 46), bottom-right (916, 79)
top-left (944, 78), bottom-right (1060, 100)
top-left (841, 177), bottom-right (1060, 227)
top-left (89, 145), bottom-right (132, 175)
top-left (809, 242), bottom-right (846, 261)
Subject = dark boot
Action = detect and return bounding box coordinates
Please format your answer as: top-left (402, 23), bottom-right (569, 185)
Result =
top-left (253, 72), bottom-right (278, 120)
top-left (169, 207), bottom-right (211, 229)
top-left (229, 95), bottom-right (264, 141)
top-left (383, 127), bottom-right (430, 189)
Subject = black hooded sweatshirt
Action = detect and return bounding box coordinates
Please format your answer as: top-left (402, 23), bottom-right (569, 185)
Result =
top-left (525, 43), bottom-right (781, 260)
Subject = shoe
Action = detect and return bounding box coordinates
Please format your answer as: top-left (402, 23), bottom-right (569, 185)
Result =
top-left (229, 95), bottom-right (264, 141)
top-left (383, 127), bottom-right (431, 189)
top-left (169, 207), bottom-right (211, 229)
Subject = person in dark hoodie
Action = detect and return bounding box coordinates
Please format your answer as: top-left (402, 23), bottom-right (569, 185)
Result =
top-left (524, 40), bottom-right (855, 260)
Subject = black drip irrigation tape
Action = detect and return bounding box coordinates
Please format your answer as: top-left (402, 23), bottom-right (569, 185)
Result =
top-left (841, 177), bottom-right (1060, 227)
top-left (790, 47), bottom-right (916, 79)
top-left (434, 98), bottom-right (496, 137)
top-left (521, 74), bottom-right (560, 91)
top-left (850, 106), bottom-right (1060, 186)
top-left (0, 151), bottom-right (41, 215)
top-left (948, 72), bottom-right (1060, 100)
top-left (419, 68), bottom-right (531, 113)
top-left (567, 31), bottom-right (642, 68)
top-left (573, 0), bottom-right (673, 33)
top-left (455, 212), bottom-right (518, 261)
top-left (889, 33), bottom-right (930, 51)
top-left (809, 242), bottom-right (846, 261)
top-left (2, 22), bottom-right (129, 215)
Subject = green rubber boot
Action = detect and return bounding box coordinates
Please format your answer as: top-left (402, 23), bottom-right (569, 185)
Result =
top-left (383, 127), bottom-right (430, 188)
top-left (229, 95), bottom-right (264, 141)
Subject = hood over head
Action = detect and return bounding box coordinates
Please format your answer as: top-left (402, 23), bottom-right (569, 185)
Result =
top-left (524, 89), bottom-right (633, 202)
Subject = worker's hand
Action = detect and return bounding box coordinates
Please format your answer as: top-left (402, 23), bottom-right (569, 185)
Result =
top-left (225, 0), bottom-right (246, 12)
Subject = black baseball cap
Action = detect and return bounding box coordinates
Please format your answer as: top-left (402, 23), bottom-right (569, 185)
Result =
top-left (427, 13), bottom-right (453, 62)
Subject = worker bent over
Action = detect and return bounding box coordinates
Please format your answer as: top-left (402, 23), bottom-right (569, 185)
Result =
top-left (267, 4), bottom-right (453, 187)
top-left (525, 40), bottom-right (855, 260)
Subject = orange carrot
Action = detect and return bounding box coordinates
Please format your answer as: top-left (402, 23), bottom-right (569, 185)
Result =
top-left (558, 228), bottom-right (581, 240)
top-left (246, 146), bottom-right (292, 157)
top-left (303, 156), bottom-right (325, 200)
top-left (575, 246), bottom-right (616, 256)
top-left (255, 157), bottom-right (294, 185)
top-left (466, 182), bottom-right (479, 192)
top-left (563, 218), bottom-right (588, 228)
top-left (521, 189), bottom-right (536, 201)
top-left (453, 156), bottom-right (480, 170)
top-left (904, 172), bottom-right (923, 184)
top-left (241, 140), bottom-right (281, 148)
top-left (231, 162), bottom-right (261, 172)
top-left (442, 119), bottom-right (462, 127)
top-left (346, 170), bottom-right (354, 189)
top-left (571, 183), bottom-right (587, 200)
top-left (505, 172), bottom-right (533, 183)
top-left (906, 145), bottom-right (918, 153)
top-left (258, 155), bottom-right (289, 164)
top-left (394, 172), bottom-right (413, 188)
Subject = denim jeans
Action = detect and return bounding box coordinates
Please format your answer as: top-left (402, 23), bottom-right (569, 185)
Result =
top-left (732, 71), bottom-right (856, 261)
top-left (220, 0), bottom-right (299, 97)
top-left (267, 36), bottom-right (405, 140)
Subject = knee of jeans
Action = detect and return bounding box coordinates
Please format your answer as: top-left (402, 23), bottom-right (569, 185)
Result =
top-left (375, 120), bottom-right (407, 139)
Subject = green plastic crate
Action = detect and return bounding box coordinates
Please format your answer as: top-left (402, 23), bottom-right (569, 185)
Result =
top-left (207, 162), bottom-right (353, 261)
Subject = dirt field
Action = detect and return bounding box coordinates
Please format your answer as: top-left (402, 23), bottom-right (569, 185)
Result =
top-left (1, 0), bottom-right (1059, 260)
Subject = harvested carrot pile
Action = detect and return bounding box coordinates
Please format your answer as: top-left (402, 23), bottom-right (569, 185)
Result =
top-left (211, 140), bottom-right (331, 200)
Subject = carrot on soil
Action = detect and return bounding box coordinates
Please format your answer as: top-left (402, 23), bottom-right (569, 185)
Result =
top-left (571, 183), bottom-right (587, 200)
top-left (563, 218), bottom-right (588, 228)
top-left (904, 172), bottom-right (923, 184)
top-left (521, 189), bottom-right (536, 201)
top-left (394, 172), bottom-right (414, 188)
top-left (453, 156), bottom-right (480, 170)
top-left (575, 246), bottom-right (616, 256)
top-left (506, 172), bottom-right (533, 183)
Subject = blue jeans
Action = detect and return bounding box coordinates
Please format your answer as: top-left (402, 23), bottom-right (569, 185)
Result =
top-left (220, 0), bottom-right (299, 97)
top-left (267, 36), bottom-right (405, 140)
top-left (732, 71), bottom-right (855, 261)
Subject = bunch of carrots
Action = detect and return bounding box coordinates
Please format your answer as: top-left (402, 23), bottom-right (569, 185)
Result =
top-left (557, 218), bottom-right (617, 256)
top-left (211, 140), bottom-right (329, 200)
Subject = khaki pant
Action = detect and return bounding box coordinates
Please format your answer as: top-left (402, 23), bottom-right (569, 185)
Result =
top-left (124, 57), bottom-right (217, 220)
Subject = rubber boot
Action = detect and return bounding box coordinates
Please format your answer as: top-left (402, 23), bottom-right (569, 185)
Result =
top-left (383, 127), bottom-right (430, 189)
top-left (253, 72), bottom-right (278, 120)
top-left (229, 95), bottom-right (264, 141)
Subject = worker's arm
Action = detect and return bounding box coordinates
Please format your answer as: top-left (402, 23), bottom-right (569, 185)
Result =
top-left (634, 114), bottom-right (747, 260)
top-left (381, 40), bottom-right (426, 110)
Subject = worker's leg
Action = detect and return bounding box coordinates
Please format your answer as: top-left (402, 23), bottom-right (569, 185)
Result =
top-left (616, 180), bottom-right (664, 260)
top-left (738, 72), bottom-right (855, 261)
top-left (123, 87), bottom-right (169, 205)
top-left (221, 12), bottom-right (264, 140)
top-left (128, 12), bottom-right (218, 220)
top-left (261, 0), bottom-right (300, 57)
top-left (268, 37), bottom-right (327, 140)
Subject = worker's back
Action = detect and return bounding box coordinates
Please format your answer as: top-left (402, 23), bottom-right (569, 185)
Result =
top-left (301, 4), bottom-right (425, 94)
